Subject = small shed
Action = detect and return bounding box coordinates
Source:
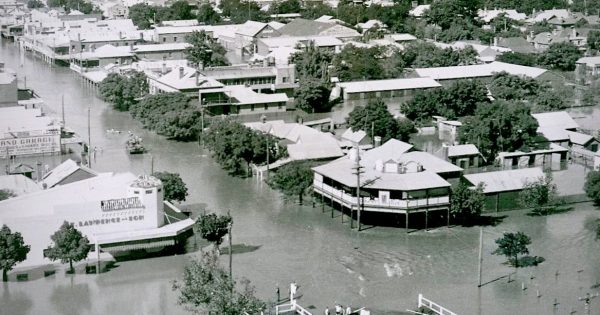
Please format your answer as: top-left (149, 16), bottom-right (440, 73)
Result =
top-left (463, 167), bottom-right (545, 212)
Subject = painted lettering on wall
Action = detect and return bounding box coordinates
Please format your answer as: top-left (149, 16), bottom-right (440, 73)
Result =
top-left (78, 215), bottom-right (145, 227)
top-left (100, 197), bottom-right (145, 212)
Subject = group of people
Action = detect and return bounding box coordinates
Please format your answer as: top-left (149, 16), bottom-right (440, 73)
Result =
top-left (324, 303), bottom-right (353, 315)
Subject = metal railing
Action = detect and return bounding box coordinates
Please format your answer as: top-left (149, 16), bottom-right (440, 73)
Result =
top-left (417, 294), bottom-right (457, 315)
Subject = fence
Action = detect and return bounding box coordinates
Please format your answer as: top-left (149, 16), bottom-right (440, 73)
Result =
top-left (417, 294), bottom-right (457, 315)
top-left (275, 300), bottom-right (313, 315)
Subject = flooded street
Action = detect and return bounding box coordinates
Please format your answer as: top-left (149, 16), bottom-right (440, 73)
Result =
top-left (2, 41), bottom-right (600, 315)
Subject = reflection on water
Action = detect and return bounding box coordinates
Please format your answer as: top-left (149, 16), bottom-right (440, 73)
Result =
top-left (51, 281), bottom-right (91, 315)
top-left (1, 42), bottom-right (600, 315)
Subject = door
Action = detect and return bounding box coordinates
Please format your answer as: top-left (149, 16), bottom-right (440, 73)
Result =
top-left (379, 191), bottom-right (390, 205)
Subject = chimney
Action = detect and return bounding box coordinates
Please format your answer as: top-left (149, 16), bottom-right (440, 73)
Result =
top-left (493, 37), bottom-right (498, 47)
top-left (36, 161), bottom-right (42, 182)
top-left (572, 26), bottom-right (577, 38)
top-left (140, 32), bottom-right (144, 42)
top-left (441, 143), bottom-right (449, 160)
top-left (195, 71), bottom-right (200, 86)
top-left (129, 42), bottom-right (134, 52)
top-left (528, 31), bottom-right (534, 42)
top-left (411, 1), bottom-right (417, 8)
top-left (179, 66), bottom-right (184, 79)
top-left (118, 31), bottom-right (122, 39)
top-left (161, 61), bottom-right (167, 75)
top-left (373, 136), bottom-right (381, 147)
top-left (0, 62), bottom-right (4, 72)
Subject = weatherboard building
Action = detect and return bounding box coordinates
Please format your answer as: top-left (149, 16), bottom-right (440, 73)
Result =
top-left (0, 173), bottom-right (194, 280)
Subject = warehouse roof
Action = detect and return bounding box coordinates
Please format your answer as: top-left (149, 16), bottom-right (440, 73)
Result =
top-left (463, 167), bottom-right (545, 193)
top-left (338, 77), bottom-right (441, 94)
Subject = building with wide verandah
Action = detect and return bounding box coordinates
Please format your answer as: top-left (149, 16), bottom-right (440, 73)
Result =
top-left (312, 139), bottom-right (463, 230)
top-left (0, 173), bottom-right (194, 280)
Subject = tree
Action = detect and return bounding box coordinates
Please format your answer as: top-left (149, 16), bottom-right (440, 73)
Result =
top-left (128, 3), bottom-right (157, 29)
top-left (401, 79), bottom-right (489, 121)
top-left (203, 119), bottom-right (285, 176)
top-left (290, 43), bottom-right (333, 80)
top-left (45, 221), bottom-right (90, 274)
top-left (0, 225), bottom-right (30, 282)
top-left (195, 213), bottom-right (232, 251)
top-left (27, 0), bottom-right (44, 8)
top-left (0, 189), bottom-right (15, 201)
top-left (538, 42), bottom-right (582, 71)
top-left (152, 171), bottom-right (189, 203)
top-left (519, 174), bottom-right (557, 215)
top-left (450, 182), bottom-right (485, 224)
top-left (301, 2), bottom-right (335, 19)
top-left (184, 31), bottom-right (230, 69)
top-left (585, 170), bottom-right (600, 205)
top-left (293, 79), bottom-right (333, 113)
top-left (220, 0), bottom-right (267, 23)
top-left (348, 98), bottom-right (414, 143)
top-left (588, 30), bottom-right (600, 52)
top-left (130, 92), bottom-right (202, 141)
top-left (170, 0), bottom-right (194, 20)
top-left (332, 45), bottom-right (386, 82)
top-left (489, 72), bottom-right (540, 101)
top-left (267, 161), bottom-right (314, 204)
top-left (426, 0), bottom-right (481, 30)
top-left (269, 0), bottom-right (301, 14)
top-left (532, 89), bottom-right (567, 112)
top-left (197, 3), bottom-right (221, 25)
top-left (496, 52), bottom-right (538, 67)
top-left (492, 232), bottom-right (531, 267)
top-left (99, 71), bottom-right (148, 111)
top-left (173, 251), bottom-right (266, 314)
top-left (458, 100), bottom-right (539, 163)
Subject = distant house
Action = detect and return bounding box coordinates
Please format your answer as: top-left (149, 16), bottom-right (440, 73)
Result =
top-left (496, 144), bottom-right (569, 170)
top-left (497, 37), bottom-right (538, 54)
top-left (442, 144), bottom-right (481, 169)
top-left (383, 33), bottom-right (418, 43)
top-left (133, 43), bottom-right (191, 61)
top-left (70, 44), bottom-right (135, 71)
top-left (462, 167), bottom-right (545, 212)
top-left (477, 9), bottom-right (527, 23)
top-left (147, 65), bottom-right (224, 97)
top-left (567, 130), bottom-right (599, 152)
top-left (199, 85), bottom-right (289, 115)
top-left (528, 9), bottom-right (571, 24)
top-left (277, 18), bottom-right (361, 41)
top-left (312, 139), bottom-right (462, 230)
top-left (41, 159), bottom-right (97, 189)
top-left (576, 56), bottom-right (600, 84)
top-left (234, 20), bottom-right (283, 57)
top-left (532, 111), bottom-right (579, 147)
top-left (530, 28), bottom-right (590, 51)
top-left (256, 35), bottom-right (343, 55)
top-left (340, 128), bottom-right (372, 148)
top-left (356, 20), bottom-right (387, 33)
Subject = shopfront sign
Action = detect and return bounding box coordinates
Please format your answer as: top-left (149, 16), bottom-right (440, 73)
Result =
top-left (0, 134), bottom-right (60, 157)
top-left (100, 197), bottom-right (145, 212)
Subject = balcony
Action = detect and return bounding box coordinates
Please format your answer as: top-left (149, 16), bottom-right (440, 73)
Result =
top-left (313, 180), bottom-right (450, 213)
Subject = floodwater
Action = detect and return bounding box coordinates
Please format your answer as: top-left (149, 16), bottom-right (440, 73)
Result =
top-left (2, 41), bottom-right (600, 315)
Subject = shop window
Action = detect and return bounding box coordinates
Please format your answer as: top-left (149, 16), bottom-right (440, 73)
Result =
top-left (17, 274), bottom-right (28, 281)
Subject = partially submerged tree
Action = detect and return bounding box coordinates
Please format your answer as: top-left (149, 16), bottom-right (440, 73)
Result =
top-left (585, 170), bottom-right (600, 205)
top-left (45, 221), bottom-right (90, 274)
top-left (152, 171), bottom-right (189, 203)
top-left (450, 182), bottom-right (485, 224)
top-left (0, 225), bottom-right (30, 282)
top-left (267, 161), bottom-right (314, 204)
top-left (195, 213), bottom-right (232, 252)
top-left (492, 231), bottom-right (531, 267)
top-left (173, 251), bottom-right (266, 314)
top-left (98, 72), bottom-right (148, 111)
top-left (0, 189), bottom-right (15, 201)
top-left (519, 174), bottom-right (557, 215)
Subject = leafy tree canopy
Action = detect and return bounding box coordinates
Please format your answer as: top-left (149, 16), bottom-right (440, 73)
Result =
top-left (492, 231), bottom-right (531, 267)
top-left (45, 221), bottom-right (90, 273)
top-left (152, 171), bottom-right (189, 203)
top-left (519, 173), bottom-right (558, 215)
top-left (450, 182), bottom-right (485, 224)
top-left (538, 42), bottom-right (582, 71)
top-left (496, 52), bottom-right (538, 67)
top-left (332, 45), bottom-right (386, 82)
top-left (219, 0), bottom-right (268, 23)
top-left (267, 161), bottom-right (314, 204)
top-left (348, 98), bottom-right (415, 143)
top-left (184, 31), bottom-right (230, 69)
top-left (195, 213), bottom-right (232, 248)
top-left (0, 225), bottom-right (30, 281)
top-left (585, 170), bottom-right (600, 205)
top-left (99, 71), bottom-right (148, 111)
top-left (294, 78), bottom-right (333, 113)
top-left (197, 3), bottom-right (221, 25)
top-left (173, 251), bottom-right (266, 314)
top-left (27, 0), bottom-right (44, 8)
top-left (458, 100), bottom-right (539, 163)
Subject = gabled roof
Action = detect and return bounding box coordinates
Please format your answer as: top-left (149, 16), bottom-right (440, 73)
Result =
top-left (566, 130), bottom-right (595, 146)
top-left (154, 66), bottom-right (224, 91)
top-left (532, 111), bottom-right (579, 130)
top-left (278, 18), bottom-right (359, 38)
top-left (414, 61), bottom-right (547, 80)
top-left (397, 151), bottom-right (463, 174)
top-left (463, 167), bottom-right (545, 193)
top-left (341, 128), bottom-right (368, 143)
top-left (577, 56), bottom-right (600, 67)
top-left (360, 139), bottom-right (413, 167)
top-left (477, 9), bottom-right (527, 23)
top-left (338, 77), bottom-right (441, 94)
top-left (409, 4), bottom-right (430, 17)
top-left (497, 37), bottom-right (537, 54)
top-left (530, 9), bottom-right (570, 23)
top-left (41, 159), bottom-right (97, 188)
top-left (236, 20), bottom-right (269, 37)
top-left (447, 144), bottom-right (480, 157)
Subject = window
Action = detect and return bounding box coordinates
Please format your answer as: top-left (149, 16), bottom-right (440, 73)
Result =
top-left (251, 104), bottom-right (255, 111)
top-left (17, 274), bottom-right (28, 281)
top-left (157, 188), bottom-right (162, 192)
top-left (163, 37), bottom-right (166, 42)
top-left (174, 36), bottom-right (177, 42)
top-left (146, 189), bottom-right (153, 194)
top-left (278, 102), bottom-right (282, 109)
top-left (134, 190), bottom-right (139, 194)
top-left (282, 77), bottom-right (289, 83)
top-left (264, 103), bottom-right (268, 110)
top-left (81, 44), bottom-right (85, 49)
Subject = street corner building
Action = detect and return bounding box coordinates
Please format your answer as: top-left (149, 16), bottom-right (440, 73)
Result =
top-left (0, 172), bottom-right (195, 280)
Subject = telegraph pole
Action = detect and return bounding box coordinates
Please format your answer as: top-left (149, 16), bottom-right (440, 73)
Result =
top-left (228, 212), bottom-right (233, 280)
top-left (352, 146), bottom-right (364, 231)
top-left (87, 107), bottom-right (91, 168)
top-left (61, 95), bottom-right (65, 125)
top-left (477, 226), bottom-right (483, 287)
